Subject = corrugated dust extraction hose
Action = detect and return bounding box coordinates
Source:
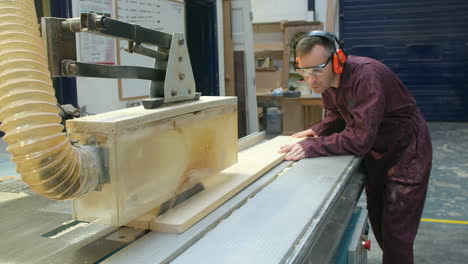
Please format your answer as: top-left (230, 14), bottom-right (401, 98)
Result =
top-left (0, 0), bottom-right (99, 200)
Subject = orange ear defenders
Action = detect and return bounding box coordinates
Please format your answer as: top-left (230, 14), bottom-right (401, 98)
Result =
top-left (293, 30), bottom-right (347, 74)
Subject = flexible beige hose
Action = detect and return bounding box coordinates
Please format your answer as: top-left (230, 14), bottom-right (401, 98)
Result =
top-left (0, 0), bottom-right (98, 200)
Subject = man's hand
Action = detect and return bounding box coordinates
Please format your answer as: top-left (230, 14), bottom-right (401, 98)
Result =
top-left (292, 129), bottom-right (318, 138)
top-left (278, 143), bottom-right (306, 161)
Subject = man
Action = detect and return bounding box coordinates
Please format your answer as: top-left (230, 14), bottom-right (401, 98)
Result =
top-left (278, 31), bottom-right (432, 264)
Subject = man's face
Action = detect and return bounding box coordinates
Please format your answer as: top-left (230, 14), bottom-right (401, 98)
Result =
top-left (297, 45), bottom-right (335, 94)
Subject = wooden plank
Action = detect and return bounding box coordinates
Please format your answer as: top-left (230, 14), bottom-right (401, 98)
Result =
top-left (126, 208), bottom-right (159, 230)
top-left (326, 0), bottom-right (338, 33)
top-left (66, 96), bottom-right (237, 133)
top-left (150, 136), bottom-right (302, 233)
top-left (223, 1), bottom-right (236, 96)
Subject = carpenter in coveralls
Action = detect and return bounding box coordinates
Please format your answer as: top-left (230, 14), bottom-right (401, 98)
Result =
top-left (278, 31), bottom-right (432, 264)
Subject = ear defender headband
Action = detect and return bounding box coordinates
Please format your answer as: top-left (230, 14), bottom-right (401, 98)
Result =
top-left (293, 30), bottom-right (347, 74)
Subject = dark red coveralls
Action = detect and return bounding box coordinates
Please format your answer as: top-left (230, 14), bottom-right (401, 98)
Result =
top-left (298, 56), bottom-right (432, 264)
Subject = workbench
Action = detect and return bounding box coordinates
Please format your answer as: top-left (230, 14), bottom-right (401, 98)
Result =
top-left (0, 137), bottom-right (367, 264)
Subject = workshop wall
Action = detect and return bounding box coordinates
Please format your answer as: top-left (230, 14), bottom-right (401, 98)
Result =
top-left (251, 0), bottom-right (333, 28)
top-left (50, 0), bottom-right (333, 115)
top-left (251, 0), bottom-right (314, 23)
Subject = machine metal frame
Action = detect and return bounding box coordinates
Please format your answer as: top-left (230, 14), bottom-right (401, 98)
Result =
top-left (41, 13), bottom-right (200, 109)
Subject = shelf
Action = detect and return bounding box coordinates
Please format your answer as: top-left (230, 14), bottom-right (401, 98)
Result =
top-left (256, 66), bottom-right (278, 72)
top-left (254, 42), bottom-right (283, 53)
top-left (255, 51), bottom-right (283, 57)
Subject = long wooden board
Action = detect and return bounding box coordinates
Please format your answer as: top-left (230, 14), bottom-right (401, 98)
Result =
top-left (149, 136), bottom-right (302, 233)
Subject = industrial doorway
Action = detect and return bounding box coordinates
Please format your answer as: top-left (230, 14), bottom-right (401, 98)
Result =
top-left (340, 0), bottom-right (468, 121)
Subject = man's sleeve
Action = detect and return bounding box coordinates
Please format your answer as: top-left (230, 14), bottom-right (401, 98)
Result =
top-left (310, 91), bottom-right (346, 136)
top-left (299, 66), bottom-right (386, 158)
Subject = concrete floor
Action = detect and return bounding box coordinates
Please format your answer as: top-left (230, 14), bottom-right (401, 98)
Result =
top-left (1, 122), bottom-right (467, 263)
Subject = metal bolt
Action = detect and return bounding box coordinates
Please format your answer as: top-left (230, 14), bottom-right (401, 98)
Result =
top-left (100, 16), bottom-right (107, 26)
top-left (178, 38), bottom-right (184, 46)
top-left (179, 72), bottom-right (185, 80)
top-left (67, 62), bottom-right (79, 75)
top-left (178, 56), bottom-right (183, 62)
top-left (171, 90), bottom-right (177, 96)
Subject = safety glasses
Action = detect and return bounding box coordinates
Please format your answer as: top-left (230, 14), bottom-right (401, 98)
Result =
top-left (296, 54), bottom-right (333, 77)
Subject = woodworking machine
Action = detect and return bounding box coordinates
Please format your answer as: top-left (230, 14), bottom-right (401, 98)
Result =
top-left (1, 143), bottom-right (370, 263)
top-left (40, 12), bottom-right (239, 227)
top-left (0, 7), bottom-right (370, 264)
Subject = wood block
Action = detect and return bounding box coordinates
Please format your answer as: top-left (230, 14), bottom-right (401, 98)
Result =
top-left (149, 136), bottom-right (302, 233)
top-left (69, 97), bottom-right (238, 226)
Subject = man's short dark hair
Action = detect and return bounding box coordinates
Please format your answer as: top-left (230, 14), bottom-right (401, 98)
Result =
top-left (295, 35), bottom-right (335, 58)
